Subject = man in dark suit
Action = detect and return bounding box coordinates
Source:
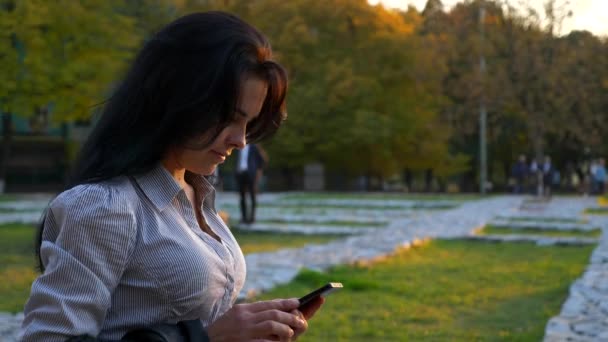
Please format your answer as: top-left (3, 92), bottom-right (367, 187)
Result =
top-left (235, 144), bottom-right (267, 224)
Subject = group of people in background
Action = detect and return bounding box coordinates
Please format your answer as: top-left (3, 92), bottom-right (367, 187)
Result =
top-left (511, 154), bottom-right (607, 196)
top-left (572, 158), bottom-right (607, 195)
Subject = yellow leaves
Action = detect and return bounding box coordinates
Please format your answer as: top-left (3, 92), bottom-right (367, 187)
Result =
top-left (372, 4), bottom-right (416, 36)
top-left (484, 13), bottom-right (500, 26)
top-left (278, 16), bottom-right (318, 48)
top-left (1, 0), bottom-right (141, 120)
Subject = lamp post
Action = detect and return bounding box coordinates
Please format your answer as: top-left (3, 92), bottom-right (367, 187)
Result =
top-left (479, 3), bottom-right (487, 194)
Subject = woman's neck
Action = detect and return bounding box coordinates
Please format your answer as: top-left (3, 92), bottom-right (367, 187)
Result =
top-left (161, 160), bottom-right (188, 189)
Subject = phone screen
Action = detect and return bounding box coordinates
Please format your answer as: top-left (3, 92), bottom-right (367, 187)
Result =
top-left (298, 282), bottom-right (343, 310)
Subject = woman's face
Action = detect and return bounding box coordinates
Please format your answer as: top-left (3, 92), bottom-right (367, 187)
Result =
top-left (165, 76), bottom-right (268, 176)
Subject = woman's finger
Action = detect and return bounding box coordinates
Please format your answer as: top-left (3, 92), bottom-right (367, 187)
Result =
top-left (246, 298), bottom-right (300, 313)
top-left (289, 309), bottom-right (309, 340)
top-left (253, 309), bottom-right (306, 330)
top-left (299, 296), bottom-right (325, 319)
top-left (251, 320), bottom-right (294, 341)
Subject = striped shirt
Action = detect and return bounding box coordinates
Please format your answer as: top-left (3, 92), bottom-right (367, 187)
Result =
top-left (20, 164), bottom-right (246, 341)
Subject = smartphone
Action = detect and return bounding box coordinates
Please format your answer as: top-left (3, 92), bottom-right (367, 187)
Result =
top-left (298, 282), bottom-right (343, 310)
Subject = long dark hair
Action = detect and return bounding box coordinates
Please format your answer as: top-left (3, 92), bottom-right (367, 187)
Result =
top-left (36, 11), bottom-right (287, 271)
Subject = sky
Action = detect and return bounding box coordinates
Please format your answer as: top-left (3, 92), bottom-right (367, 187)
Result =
top-left (368, 0), bottom-right (608, 37)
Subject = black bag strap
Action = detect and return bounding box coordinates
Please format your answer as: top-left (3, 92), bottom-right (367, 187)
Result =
top-left (121, 320), bottom-right (209, 342)
top-left (179, 320), bottom-right (210, 342)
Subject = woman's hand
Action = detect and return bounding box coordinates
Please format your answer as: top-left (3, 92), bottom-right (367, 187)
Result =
top-left (290, 296), bottom-right (325, 340)
top-left (206, 299), bottom-right (307, 341)
top-left (298, 296), bottom-right (325, 320)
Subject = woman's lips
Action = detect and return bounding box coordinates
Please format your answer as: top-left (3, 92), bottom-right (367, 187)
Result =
top-left (211, 150), bottom-right (226, 162)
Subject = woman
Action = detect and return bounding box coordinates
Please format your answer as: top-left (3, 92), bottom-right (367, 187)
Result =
top-left (21, 11), bottom-right (322, 341)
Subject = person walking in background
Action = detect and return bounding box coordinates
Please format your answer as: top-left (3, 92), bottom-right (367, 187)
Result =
top-left (236, 143), bottom-right (268, 224)
top-left (511, 154), bottom-right (527, 194)
top-left (594, 158), bottom-right (607, 195)
top-left (590, 160), bottom-right (599, 194)
top-left (542, 156), bottom-right (554, 197)
top-left (529, 158), bottom-right (539, 194)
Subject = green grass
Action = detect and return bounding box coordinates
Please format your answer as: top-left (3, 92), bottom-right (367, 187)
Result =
top-left (223, 202), bottom-right (456, 210)
top-left (585, 207), bottom-right (608, 215)
top-left (252, 240), bottom-right (593, 341)
top-left (231, 229), bottom-right (345, 254)
top-left (224, 203), bottom-right (410, 210)
top-left (248, 219), bottom-right (387, 227)
top-left (0, 223), bottom-right (39, 312)
top-left (280, 192), bottom-right (488, 202)
top-left (494, 216), bottom-right (587, 224)
top-left (0, 207), bottom-right (39, 213)
top-left (483, 225), bottom-right (602, 238)
top-left (0, 194), bottom-right (20, 202)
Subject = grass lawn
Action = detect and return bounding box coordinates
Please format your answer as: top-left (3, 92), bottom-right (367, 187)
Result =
top-left (244, 219), bottom-right (386, 227)
top-left (231, 229), bottom-right (345, 254)
top-left (0, 223), bottom-right (39, 313)
top-left (0, 224), bottom-right (344, 312)
top-left (482, 225), bottom-right (602, 238)
top-left (0, 208), bottom-right (39, 213)
top-left (280, 192), bottom-right (488, 202)
top-left (253, 240), bottom-right (593, 341)
top-left (223, 202), bottom-right (456, 210)
top-left (0, 194), bottom-right (20, 202)
top-left (585, 207), bottom-right (608, 215)
top-left (224, 203), bottom-right (412, 210)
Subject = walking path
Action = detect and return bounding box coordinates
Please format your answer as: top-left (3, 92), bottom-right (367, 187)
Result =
top-left (1, 194), bottom-right (607, 341)
top-left (541, 201), bottom-right (608, 341)
top-left (238, 196), bottom-right (522, 297)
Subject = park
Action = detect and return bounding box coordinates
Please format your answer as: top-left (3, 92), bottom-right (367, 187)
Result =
top-left (2, 0), bottom-right (608, 341)
top-left (1, 192), bottom-right (607, 340)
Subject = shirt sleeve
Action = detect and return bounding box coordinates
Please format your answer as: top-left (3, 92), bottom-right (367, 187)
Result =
top-left (20, 183), bottom-right (137, 341)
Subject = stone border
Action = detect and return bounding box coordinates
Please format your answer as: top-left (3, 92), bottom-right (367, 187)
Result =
top-left (544, 233), bottom-right (608, 341)
top-left (487, 219), bottom-right (597, 232)
top-left (459, 234), bottom-right (599, 246)
top-left (229, 213), bottom-right (388, 226)
top-left (220, 206), bottom-right (410, 218)
top-left (0, 212), bottom-right (42, 225)
top-left (233, 222), bottom-right (378, 235)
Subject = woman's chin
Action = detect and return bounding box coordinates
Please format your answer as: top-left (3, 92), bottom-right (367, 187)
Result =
top-left (201, 165), bottom-right (218, 176)
top-left (187, 165), bottom-right (216, 176)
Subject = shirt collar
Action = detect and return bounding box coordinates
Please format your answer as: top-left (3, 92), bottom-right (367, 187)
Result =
top-left (185, 169), bottom-right (216, 209)
top-left (134, 163), bottom-right (216, 211)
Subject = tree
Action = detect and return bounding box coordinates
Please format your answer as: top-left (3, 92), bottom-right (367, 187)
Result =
top-left (179, 0), bottom-right (464, 189)
top-left (0, 0), bottom-right (140, 191)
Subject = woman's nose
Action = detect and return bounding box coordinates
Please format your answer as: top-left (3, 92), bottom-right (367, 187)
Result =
top-left (228, 127), bottom-right (247, 149)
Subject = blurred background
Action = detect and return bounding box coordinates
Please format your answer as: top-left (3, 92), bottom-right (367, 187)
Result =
top-left (1, 0), bottom-right (607, 195)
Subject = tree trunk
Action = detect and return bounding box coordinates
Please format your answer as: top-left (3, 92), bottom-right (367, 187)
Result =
top-left (282, 167), bottom-right (296, 191)
top-left (425, 168), bottom-right (433, 192)
top-left (503, 160), bottom-right (511, 190)
top-left (402, 168), bottom-right (413, 192)
top-left (0, 113), bottom-right (13, 193)
top-left (534, 132), bottom-right (544, 197)
top-left (365, 172), bottom-right (372, 192)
